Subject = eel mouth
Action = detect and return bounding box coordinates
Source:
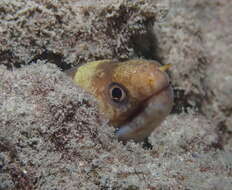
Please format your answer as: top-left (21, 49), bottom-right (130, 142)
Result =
top-left (143, 83), bottom-right (171, 106)
top-left (123, 83), bottom-right (171, 125)
top-left (115, 84), bottom-right (173, 142)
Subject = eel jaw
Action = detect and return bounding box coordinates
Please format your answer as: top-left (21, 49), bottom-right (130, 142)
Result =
top-left (115, 85), bottom-right (173, 142)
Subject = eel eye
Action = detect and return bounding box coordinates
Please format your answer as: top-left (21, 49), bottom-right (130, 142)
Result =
top-left (109, 83), bottom-right (127, 103)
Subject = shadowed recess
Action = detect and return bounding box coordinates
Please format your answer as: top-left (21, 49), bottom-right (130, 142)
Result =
top-left (28, 50), bottom-right (71, 71)
top-left (171, 88), bottom-right (203, 114)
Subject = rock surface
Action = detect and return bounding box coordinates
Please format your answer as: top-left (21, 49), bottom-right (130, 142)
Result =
top-left (0, 0), bottom-right (231, 189)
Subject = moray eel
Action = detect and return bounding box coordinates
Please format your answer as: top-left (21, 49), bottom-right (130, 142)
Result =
top-left (66, 59), bottom-right (173, 142)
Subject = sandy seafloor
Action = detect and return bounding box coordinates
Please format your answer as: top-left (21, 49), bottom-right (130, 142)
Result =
top-left (0, 0), bottom-right (232, 189)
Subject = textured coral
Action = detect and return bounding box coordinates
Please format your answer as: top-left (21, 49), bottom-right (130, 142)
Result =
top-left (0, 63), bottom-right (110, 189)
top-left (196, 0), bottom-right (232, 133)
top-left (154, 0), bottom-right (232, 133)
top-left (0, 0), bottom-right (165, 68)
top-left (0, 0), bottom-right (232, 189)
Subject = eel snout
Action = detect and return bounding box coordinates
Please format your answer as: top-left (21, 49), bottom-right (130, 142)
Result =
top-left (115, 64), bottom-right (173, 142)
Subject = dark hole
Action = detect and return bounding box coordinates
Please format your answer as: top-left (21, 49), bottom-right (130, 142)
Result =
top-left (171, 88), bottom-right (202, 114)
top-left (112, 87), bottom-right (122, 100)
top-left (142, 137), bottom-right (153, 150)
top-left (28, 50), bottom-right (71, 71)
top-left (129, 24), bottom-right (162, 62)
top-left (0, 50), bottom-right (24, 69)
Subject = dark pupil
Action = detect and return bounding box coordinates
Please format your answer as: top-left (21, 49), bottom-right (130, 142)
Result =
top-left (112, 87), bottom-right (122, 100)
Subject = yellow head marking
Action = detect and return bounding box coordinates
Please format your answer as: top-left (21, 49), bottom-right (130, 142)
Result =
top-left (73, 60), bottom-right (111, 90)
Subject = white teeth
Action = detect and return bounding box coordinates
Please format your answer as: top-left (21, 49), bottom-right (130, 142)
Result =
top-left (115, 125), bottom-right (133, 139)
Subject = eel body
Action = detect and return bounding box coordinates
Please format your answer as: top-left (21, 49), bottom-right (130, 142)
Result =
top-left (66, 59), bottom-right (173, 142)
